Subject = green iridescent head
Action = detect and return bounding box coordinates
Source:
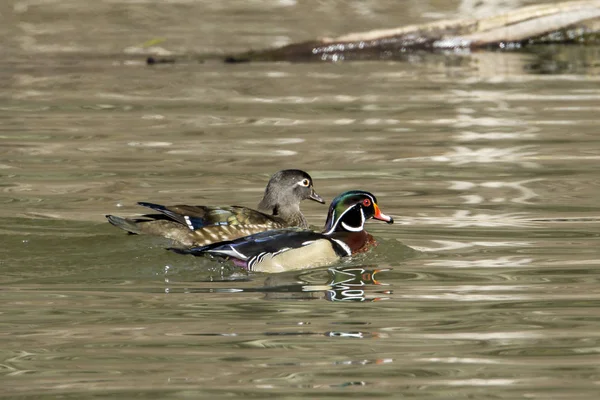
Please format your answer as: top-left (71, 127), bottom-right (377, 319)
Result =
top-left (322, 190), bottom-right (393, 234)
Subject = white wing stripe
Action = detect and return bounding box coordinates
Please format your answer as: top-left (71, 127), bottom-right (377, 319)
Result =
top-left (209, 244), bottom-right (248, 260)
top-left (184, 215), bottom-right (195, 231)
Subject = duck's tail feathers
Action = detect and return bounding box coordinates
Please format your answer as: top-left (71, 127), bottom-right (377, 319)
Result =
top-left (137, 202), bottom-right (179, 222)
top-left (138, 202), bottom-right (185, 225)
top-left (137, 202), bottom-right (206, 230)
top-left (106, 215), bottom-right (142, 234)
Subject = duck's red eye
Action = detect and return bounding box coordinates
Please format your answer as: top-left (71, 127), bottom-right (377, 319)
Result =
top-left (362, 198), bottom-right (371, 207)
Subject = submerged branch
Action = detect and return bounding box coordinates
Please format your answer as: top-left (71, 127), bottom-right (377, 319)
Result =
top-left (223, 1), bottom-right (600, 63)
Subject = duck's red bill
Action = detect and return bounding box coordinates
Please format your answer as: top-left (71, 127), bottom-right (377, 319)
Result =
top-left (373, 204), bottom-right (394, 224)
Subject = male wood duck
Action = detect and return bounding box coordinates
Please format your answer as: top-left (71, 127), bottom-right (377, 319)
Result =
top-left (106, 169), bottom-right (324, 246)
top-left (171, 190), bottom-right (394, 273)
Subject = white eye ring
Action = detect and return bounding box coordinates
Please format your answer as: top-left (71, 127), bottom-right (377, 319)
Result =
top-left (297, 179), bottom-right (310, 187)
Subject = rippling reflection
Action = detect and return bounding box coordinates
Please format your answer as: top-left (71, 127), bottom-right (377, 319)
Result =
top-left (166, 266), bottom-right (392, 303)
top-left (395, 145), bottom-right (541, 167)
top-left (449, 179), bottom-right (543, 204)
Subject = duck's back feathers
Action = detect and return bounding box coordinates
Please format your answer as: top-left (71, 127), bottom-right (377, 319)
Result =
top-left (137, 202), bottom-right (282, 231)
top-left (107, 169), bottom-right (324, 246)
top-left (108, 203), bottom-right (288, 247)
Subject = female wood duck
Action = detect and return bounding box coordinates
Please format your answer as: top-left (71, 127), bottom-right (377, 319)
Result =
top-left (171, 190), bottom-right (394, 273)
top-left (106, 169), bottom-right (324, 246)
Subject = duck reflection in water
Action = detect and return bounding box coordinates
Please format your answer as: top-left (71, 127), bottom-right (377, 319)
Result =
top-left (309, 265), bottom-right (391, 303)
top-left (173, 265), bottom-right (391, 303)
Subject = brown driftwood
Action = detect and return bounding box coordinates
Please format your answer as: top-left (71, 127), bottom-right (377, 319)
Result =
top-left (224, 1), bottom-right (600, 63)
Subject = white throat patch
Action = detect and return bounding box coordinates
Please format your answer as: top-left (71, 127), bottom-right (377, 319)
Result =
top-left (340, 207), bottom-right (365, 232)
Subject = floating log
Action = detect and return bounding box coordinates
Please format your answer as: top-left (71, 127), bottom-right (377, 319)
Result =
top-left (224, 0), bottom-right (600, 63)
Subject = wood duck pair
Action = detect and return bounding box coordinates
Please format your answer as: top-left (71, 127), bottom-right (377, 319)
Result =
top-left (107, 170), bottom-right (393, 273)
top-left (106, 170), bottom-right (324, 247)
top-left (172, 190), bottom-right (394, 273)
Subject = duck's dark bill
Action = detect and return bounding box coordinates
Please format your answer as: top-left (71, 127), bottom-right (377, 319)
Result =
top-left (309, 190), bottom-right (325, 204)
top-left (373, 204), bottom-right (394, 224)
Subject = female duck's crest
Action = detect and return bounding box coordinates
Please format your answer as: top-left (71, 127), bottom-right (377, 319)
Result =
top-left (323, 190), bottom-right (393, 235)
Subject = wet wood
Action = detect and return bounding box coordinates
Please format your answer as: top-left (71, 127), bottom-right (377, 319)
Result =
top-left (224, 0), bottom-right (600, 63)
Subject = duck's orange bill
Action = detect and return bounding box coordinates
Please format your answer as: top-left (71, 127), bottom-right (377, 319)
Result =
top-left (373, 203), bottom-right (394, 224)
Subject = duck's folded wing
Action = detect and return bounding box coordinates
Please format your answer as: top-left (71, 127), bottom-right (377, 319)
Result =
top-left (137, 203), bottom-right (282, 230)
top-left (179, 229), bottom-right (315, 258)
top-left (172, 229), bottom-right (351, 273)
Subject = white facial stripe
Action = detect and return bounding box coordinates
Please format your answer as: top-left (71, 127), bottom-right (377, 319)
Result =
top-left (323, 204), bottom-right (354, 235)
top-left (296, 179), bottom-right (310, 187)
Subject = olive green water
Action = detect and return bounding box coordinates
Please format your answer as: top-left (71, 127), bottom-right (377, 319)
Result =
top-left (2, 1), bottom-right (600, 398)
